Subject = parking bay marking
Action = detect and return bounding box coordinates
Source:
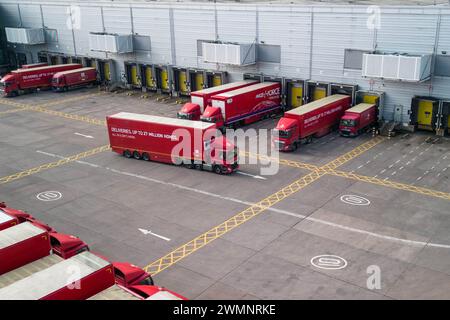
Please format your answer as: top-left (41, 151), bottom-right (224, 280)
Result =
top-left (74, 132), bottom-right (94, 139)
top-left (139, 228), bottom-right (171, 242)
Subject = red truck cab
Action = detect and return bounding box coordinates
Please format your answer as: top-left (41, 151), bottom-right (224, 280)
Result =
top-left (273, 94), bottom-right (352, 151)
top-left (130, 285), bottom-right (187, 300)
top-left (113, 262), bottom-right (154, 287)
top-left (339, 103), bottom-right (377, 137)
top-left (178, 102), bottom-right (202, 120)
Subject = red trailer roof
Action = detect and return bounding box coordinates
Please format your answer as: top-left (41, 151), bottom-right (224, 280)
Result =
top-left (215, 82), bottom-right (278, 98)
top-left (109, 112), bottom-right (216, 130)
top-left (0, 211), bottom-right (14, 227)
top-left (286, 94), bottom-right (349, 116)
top-left (11, 64), bottom-right (81, 74)
top-left (54, 67), bottom-right (96, 76)
top-left (192, 80), bottom-right (256, 95)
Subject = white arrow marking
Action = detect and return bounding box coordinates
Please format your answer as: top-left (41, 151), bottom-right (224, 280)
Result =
top-left (74, 132), bottom-right (94, 139)
top-left (236, 171), bottom-right (267, 180)
top-left (138, 228), bottom-right (171, 241)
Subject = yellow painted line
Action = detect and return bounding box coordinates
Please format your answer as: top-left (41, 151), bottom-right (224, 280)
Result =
top-left (144, 137), bottom-right (384, 275)
top-left (329, 170), bottom-right (450, 201)
top-left (0, 108), bottom-right (28, 116)
top-left (0, 145), bottom-right (110, 185)
top-left (0, 92), bottom-right (106, 126)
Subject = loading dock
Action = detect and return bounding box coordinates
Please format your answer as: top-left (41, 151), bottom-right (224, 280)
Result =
top-left (410, 96), bottom-right (439, 132)
top-left (330, 83), bottom-right (358, 106)
top-left (206, 70), bottom-right (226, 88)
top-left (60, 56), bottom-right (69, 64)
top-left (306, 81), bottom-right (329, 102)
top-left (70, 57), bottom-right (82, 65)
top-left (140, 64), bottom-right (157, 91)
top-left (436, 100), bottom-right (450, 136)
top-left (37, 52), bottom-right (48, 63)
top-left (172, 67), bottom-right (189, 96)
top-left (188, 69), bottom-right (205, 92)
top-left (97, 59), bottom-right (112, 83)
top-left (244, 73), bottom-right (264, 83)
top-left (356, 90), bottom-right (385, 121)
top-left (154, 65), bottom-right (171, 94)
top-left (285, 79), bottom-right (305, 110)
top-left (83, 57), bottom-right (96, 68)
top-left (125, 62), bottom-right (141, 88)
top-left (49, 55), bottom-right (59, 65)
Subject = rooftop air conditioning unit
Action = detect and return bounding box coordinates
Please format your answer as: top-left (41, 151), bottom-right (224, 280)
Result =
top-left (5, 27), bottom-right (45, 45)
top-left (362, 53), bottom-right (432, 82)
top-left (89, 33), bottom-right (133, 54)
top-left (202, 42), bottom-right (256, 66)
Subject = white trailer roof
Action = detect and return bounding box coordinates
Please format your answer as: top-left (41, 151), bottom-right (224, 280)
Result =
top-left (12, 64), bottom-right (81, 74)
top-left (0, 254), bottom-right (62, 289)
top-left (0, 251), bottom-right (110, 300)
top-left (286, 94), bottom-right (349, 116)
top-left (0, 210), bottom-right (14, 225)
top-left (55, 67), bottom-right (95, 76)
top-left (146, 290), bottom-right (183, 300)
top-left (108, 112), bottom-right (216, 130)
top-left (214, 82), bottom-right (277, 98)
top-left (191, 80), bottom-right (257, 95)
top-left (346, 103), bottom-right (375, 114)
top-left (0, 222), bottom-right (46, 250)
top-left (88, 285), bottom-right (140, 300)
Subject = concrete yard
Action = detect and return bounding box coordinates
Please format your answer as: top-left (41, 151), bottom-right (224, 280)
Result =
top-left (0, 88), bottom-right (449, 300)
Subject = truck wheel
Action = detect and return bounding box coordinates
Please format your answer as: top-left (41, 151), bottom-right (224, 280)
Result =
top-left (133, 151), bottom-right (141, 159)
top-left (292, 142), bottom-right (298, 151)
top-left (213, 165), bottom-right (223, 174)
top-left (194, 164), bottom-right (203, 170)
top-left (142, 152), bottom-right (150, 161)
top-left (306, 136), bottom-right (312, 144)
top-left (123, 150), bottom-right (132, 158)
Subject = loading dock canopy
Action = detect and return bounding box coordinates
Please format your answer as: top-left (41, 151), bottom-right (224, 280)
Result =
top-left (0, 222), bottom-right (45, 250)
top-left (0, 251), bottom-right (110, 300)
top-left (286, 94), bottom-right (349, 116)
top-left (109, 112), bottom-right (216, 130)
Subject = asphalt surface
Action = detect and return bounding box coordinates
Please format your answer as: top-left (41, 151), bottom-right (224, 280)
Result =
top-left (0, 87), bottom-right (449, 299)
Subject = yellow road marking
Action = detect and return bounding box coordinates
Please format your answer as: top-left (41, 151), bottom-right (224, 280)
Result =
top-left (0, 108), bottom-right (28, 116)
top-left (0, 92), bottom-right (106, 126)
top-left (0, 145), bottom-right (110, 185)
top-left (144, 137), bottom-right (384, 275)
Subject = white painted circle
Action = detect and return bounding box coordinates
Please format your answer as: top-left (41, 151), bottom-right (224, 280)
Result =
top-left (311, 255), bottom-right (348, 270)
top-left (340, 195), bottom-right (370, 206)
top-left (36, 191), bottom-right (62, 202)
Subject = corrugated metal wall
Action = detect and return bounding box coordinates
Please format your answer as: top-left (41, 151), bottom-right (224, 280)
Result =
top-left (1, 1), bottom-right (450, 123)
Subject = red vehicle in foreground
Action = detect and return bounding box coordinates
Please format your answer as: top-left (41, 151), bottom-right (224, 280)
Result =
top-left (201, 82), bottom-right (282, 131)
top-left (52, 67), bottom-right (97, 92)
top-left (0, 63), bottom-right (82, 97)
top-left (339, 103), bottom-right (377, 137)
top-left (107, 112), bottom-right (239, 174)
top-left (273, 94), bottom-right (352, 151)
top-left (177, 80), bottom-right (258, 120)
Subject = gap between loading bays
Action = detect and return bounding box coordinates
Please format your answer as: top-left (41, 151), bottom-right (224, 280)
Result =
top-left (143, 137), bottom-right (387, 275)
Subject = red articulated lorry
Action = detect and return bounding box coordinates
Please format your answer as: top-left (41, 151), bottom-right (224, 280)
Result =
top-left (0, 221), bottom-right (89, 275)
top-left (272, 94), bottom-right (352, 151)
top-left (52, 67), bottom-right (97, 92)
top-left (0, 251), bottom-right (115, 300)
top-left (177, 80), bottom-right (258, 120)
top-left (339, 103), bottom-right (377, 137)
top-left (0, 208), bottom-right (19, 231)
top-left (106, 112), bottom-right (239, 174)
top-left (201, 82), bottom-right (282, 131)
top-left (0, 63), bottom-right (82, 97)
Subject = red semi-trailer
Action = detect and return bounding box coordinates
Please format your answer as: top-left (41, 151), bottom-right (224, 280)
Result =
top-left (273, 94), bottom-right (352, 151)
top-left (0, 251), bottom-right (115, 300)
top-left (339, 103), bottom-right (377, 137)
top-left (0, 63), bottom-right (82, 97)
top-left (89, 284), bottom-right (187, 300)
top-left (52, 67), bottom-right (97, 92)
top-left (201, 82), bottom-right (282, 131)
top-left (177, 80), bottom-right (258, 120)
top-left (0, 221), bottom-right (89, 275)
top-left (0, 209), bottom-right (19, 231)
top-left (107, 112), bottom-right (239, 174)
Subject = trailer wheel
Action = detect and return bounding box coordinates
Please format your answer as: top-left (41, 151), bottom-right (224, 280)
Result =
top-left (306, 136), bottom-right (313, 144)
top-left (292, 142), bottom-right (298, 151)
top-left (133, 151), bottom-right (141, 159)
top-left (123, 150), bottom-right (132, 158)
top-left (194, 164), bottom-right (203, 170)
top-left (142, 152), bottom-right (150, 161)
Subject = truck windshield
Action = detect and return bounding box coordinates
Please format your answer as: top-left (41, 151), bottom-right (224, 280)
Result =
top-left (341, 119), bottom-right (356, 127)
top-left (177, 112), bottom-right (192, 120)
top-left (201, 116), bottom-right (215, 123)
top-left (272, 129), bottom-right (291, 139)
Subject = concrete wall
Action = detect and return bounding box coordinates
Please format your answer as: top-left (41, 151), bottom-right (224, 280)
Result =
top-left (1, 1), bottom-right (450, 123)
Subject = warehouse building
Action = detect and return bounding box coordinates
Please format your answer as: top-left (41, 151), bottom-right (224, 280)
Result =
top-left (1, 0), bottom-right (450, 131)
